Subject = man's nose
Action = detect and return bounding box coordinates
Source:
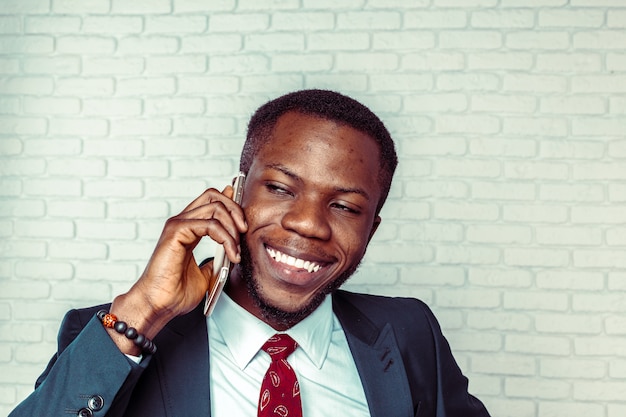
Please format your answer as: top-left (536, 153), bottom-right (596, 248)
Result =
top-left (280, 196), bottom-right (332, 240)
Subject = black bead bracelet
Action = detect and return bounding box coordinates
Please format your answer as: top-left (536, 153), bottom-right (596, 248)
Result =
top-left (97, 310), bottom-right (157, 355)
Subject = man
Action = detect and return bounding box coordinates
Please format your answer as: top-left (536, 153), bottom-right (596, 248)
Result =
top-left (10, 89), bottom-right (490, 417)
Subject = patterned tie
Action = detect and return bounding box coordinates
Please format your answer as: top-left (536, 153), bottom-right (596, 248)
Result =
top-left (258, 334), bottom-right (302, 417)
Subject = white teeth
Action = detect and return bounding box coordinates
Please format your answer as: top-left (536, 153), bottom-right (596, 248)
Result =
top-left (267, 247), bottom-right (322, 273)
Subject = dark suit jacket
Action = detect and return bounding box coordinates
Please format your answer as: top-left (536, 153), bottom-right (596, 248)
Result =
top-left (10, 290), bottom-right (490, 417)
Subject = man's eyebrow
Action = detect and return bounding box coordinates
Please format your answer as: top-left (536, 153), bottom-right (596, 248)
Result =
top-left (266, 163), bottom-right (371, 201)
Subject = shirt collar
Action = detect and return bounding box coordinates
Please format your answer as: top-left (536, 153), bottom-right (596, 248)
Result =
top-left (210, 292), bottom-right (333, 370)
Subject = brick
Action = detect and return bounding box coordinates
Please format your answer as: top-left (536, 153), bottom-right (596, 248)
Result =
top-left (181, 34), bottom-right (241, 53)
top-left (56, 36), bottom-right (116, 54)
top-left (575, 250), bottom-right (626, 268)
top-left (83, 180), bottom-right (143, 198)
top-left (436, 159), bottom-right (501, 178)
top-left (76, 220), bottom-right (136, 240)
top-left (434, 201), bottom-right (499, 221)
top-left (308, 32), bottom-right (370, 51)
top-left (53, 0), bottom-right (110, 13)
top-left (337, 11), bottom-right (401, 29)
top-left (472, 10), bottom-right (534, 28)
top-left (437, 289), bottom-right (500, 308)
top-left (111, 0), bottom-right (171, 14)
top-left (366, 243), bottom-right (433, 263)
top-left (0, 179), bottom-right (21, 197)
top-left (435, 115), bottom-right (500, 134)
top-left (272, 12), bottom-right (334, 30)
top-left (55, 77), bottom-right (114, 96)
top-left (539, 10), bottom-right (604, 27)
top-left (23, 97), bottom-right (80, 115)
top-left (574, 381), bottom-right (626, 401)
top-left (610, 97), bottom-right (626, 114)
top-left (83, 57), bottom-right (144, 75)
top-left (439, 30), bottom-right (502, 49)
top-left (507, 31), bottom-right (570, 50)
top-left (574, 294), bottom-right (626, 313)
top-left (536, 271), bottom-right (604, 290)
top-left (0, 324), bottom-right (43, 343)
top-left (573, 75), bottom-right (626, 93)
top-left (23, 178), bottom-right (81, 197)
top-left (0, 77), bottom-right (54, 95)
top-left (607, 227), bottom-right (626, 246)
top-left (365, 200), bottom-right (429, 220)
top-left (108, 159), bottom-right (168, 178)
top-left (173, 117), bottom-right (236, 135)
top-left (505, 248), bottom-right (570, 267)
top-left (48, 200), bottom-right (106, 219)
top-left (0, 35), bottom-right (53, 54)
top-left (573, 163), bottom-right (626, 180)
top-left (0, 117), bottom-right (46, 135)
top-left (405, 93), bottom-right (467, 112)
top-left (83, 98), bottom-right (142, 116)
top-left (144, 98), bottom-right (204, 116)
top-left (14, 220), bottom-right (74, 239)
top-left (116, 77), bottom-right (176, 96)
top-left (210, 13), bottom-right (269, 32)
top-left (48, 240), bottom-right (107, 260)
top-left (145, 180), bottom-right (207, 198)
top-left (15, 261), bottom-right (73, 280)
top-left (0, 57), bottom-right (19, 74)
top-left (110, 118), bottom-right (171, 136)
top-left (467, 225), bottom-right (532, 244)
top-left (541, 358), bottom-right (606, 379)
top-left (210, 54), bottom-right (270, 73)
top-left (468, 52), bottom-right (533, 70)
top-left (108, 241), bottom-right (156, 261)
top-left (0, 198), bottom-right (45, 218)
top-left (609, 184), bottom-right (626, 202)
top-left (82, 16), bottom-right (143, 33)
top-left (174, 0), bottom-right (235, 13)
top-left (0, 137), bottom-right (22, 155)
top-left (506, 334), bottom-right (570, 356)
top-left (238, 0), bottom-right (299, 9)
top-left (49, 118), bottom-right (108, 137)
top-left (436, 73), bottom-right (500, 91)
top-left (539, 140), bottom-right (604, 160)
top-left (469, 138), bottom-right (536, 158)
top-left (170, 159), bottom-right (233, 177)
top-left (609, 140), bottom-right (626, 158)
top-left (403, 52), bottom-right (464, 70)
top-left (83, 140), bottom-right (143, 157)
top-left (473, 353), bottom-right (535, 375)
top-left (0, 158), bottom-right (45, 176)
top-left (146, 55), bottom-right (206, 74)
top-left (25, 16), bottom-right (81, 33)
top-left (469, 268), bottom-right (532, 288)
top-left (436, 246), bottom-right (500, 265)
top-left (0, 16), bottom-right (20, 34)
top-left (606, 317), bottom-right (626, 335)
top-left (177, 76), bottom-right (239, 94)
top-left (51, 282), bottom-right (112, 302)
top-left (118, 37), bottom-right (179, 55)
top-left (504, 290), bottom-right (569, 311)
top-left (505, 161), bottom-right (568, 180)
top-left (404, 10), bottom-right (466, 28)
top-left (575, 31), bottom-right (626, 50)
top-left (403, 137), bottom-right (466, 157)
top-left (505, 377), bottom-right (570, 399)
top-left (535, 53), bottom-right (601, 73)
top-left (75, 262), bottom-right (138, 281)
top-left (609, 273), bottom-right (626, 291)
top-left (271, 54), bottom-right (333, 72)
top-left (108, 201), bottom-right (169, 219)
top-left (145, 138), bottom-right (207, 155)
top-left (245, 33), bottom-right (305, 51)
top-left (471, 94), bottom-right (536, 113)
top-left (536, 226), bottom-right (602, 246)
top-left (145, 16), bottom-right (207, 33)
top-left (0, 281), bottom-right (50, 299)
top-left (471, 182), bottom-right (535, 201)
top-left (504, 74), bottom-right (568, 93)
top-left (608, 10), bottom-right (626, 28)
top-left (399, 266), bottom-right (464, 286)
top-left (536, 313), bottom-right (602, 335)
top-left (573, 205), bottom-right (626, 224)
top-left (468, 312), bottom-right (531, 332)
top-left (0, 96), bottom-right (18, 113)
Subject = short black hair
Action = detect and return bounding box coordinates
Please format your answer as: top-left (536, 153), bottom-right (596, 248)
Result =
top-left (240, 89), bottom-right (398, 214)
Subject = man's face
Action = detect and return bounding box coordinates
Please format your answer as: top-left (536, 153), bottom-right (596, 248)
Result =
top-left (236, 111), bottom-right (383, 324)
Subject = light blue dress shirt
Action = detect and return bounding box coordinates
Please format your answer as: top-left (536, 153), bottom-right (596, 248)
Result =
top-left (208, 293), bottom-right (371, 416)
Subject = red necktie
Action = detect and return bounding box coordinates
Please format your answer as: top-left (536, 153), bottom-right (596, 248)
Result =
top-left (258, 334), bottom-right (302, 417)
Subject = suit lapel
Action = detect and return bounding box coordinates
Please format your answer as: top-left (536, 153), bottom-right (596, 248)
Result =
top-left (153, 303), bottom-right (211, 417)
top-left (333, 294), bottom-right (413, 417)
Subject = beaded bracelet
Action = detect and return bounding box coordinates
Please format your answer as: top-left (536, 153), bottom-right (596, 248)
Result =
top-left (96, 310), bottom-right (157, 355)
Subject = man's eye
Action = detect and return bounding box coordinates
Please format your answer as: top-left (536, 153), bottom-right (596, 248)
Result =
top-left (265, 183), bottom-right (292, 196)
top-left (331, 203), bottom-right (360, 214)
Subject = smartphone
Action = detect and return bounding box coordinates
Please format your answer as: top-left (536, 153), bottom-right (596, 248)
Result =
top-left (203, 172), bottom-right (246, 316)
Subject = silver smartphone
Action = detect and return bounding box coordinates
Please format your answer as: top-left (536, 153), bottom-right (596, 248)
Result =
top-left (203, 172), bottom-right (246, 316)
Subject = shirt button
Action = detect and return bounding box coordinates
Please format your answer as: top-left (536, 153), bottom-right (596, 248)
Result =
top-left (77, 408), bottom-right (93, 417)
top-left (88, 395), bottom-right (105, 411)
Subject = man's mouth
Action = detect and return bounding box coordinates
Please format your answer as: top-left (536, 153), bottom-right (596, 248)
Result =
top-left (266, 247), bottom-right (323, 273)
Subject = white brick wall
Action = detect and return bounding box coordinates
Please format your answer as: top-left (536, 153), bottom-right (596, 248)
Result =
top-left (1, 1), bottom-right (625, 416)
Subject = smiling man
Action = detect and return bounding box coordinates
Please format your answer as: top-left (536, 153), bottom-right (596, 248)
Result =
top-left (10, 90), bottom-right (490, 417)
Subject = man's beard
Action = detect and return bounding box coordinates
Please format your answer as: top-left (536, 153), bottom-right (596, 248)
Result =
top-left (238, 237), bottom-right (362, 329)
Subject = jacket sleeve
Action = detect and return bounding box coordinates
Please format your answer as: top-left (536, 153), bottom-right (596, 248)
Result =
top-left (415, 301), bottom-right (491, 417)
top-left (9, 308), bottom-right (151, 417)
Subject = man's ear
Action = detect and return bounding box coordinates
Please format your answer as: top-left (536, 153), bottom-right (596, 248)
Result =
top-left (367, 215), bottom-right (382, 244)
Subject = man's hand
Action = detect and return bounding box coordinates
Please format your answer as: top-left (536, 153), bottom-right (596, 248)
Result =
top-left (106, 186), bottom-right (248, 354)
